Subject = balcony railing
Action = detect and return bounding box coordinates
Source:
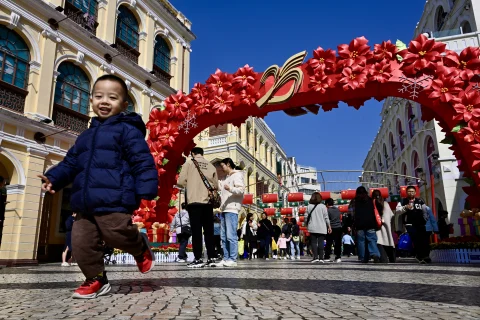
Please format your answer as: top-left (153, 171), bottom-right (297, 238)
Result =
top-left (64, 1), bottom-right (98, 35)
top-left (152, 65), bottom-right (173, 87)
top-left (208, 135), bottom-right (227, 147)
top-left (52, 104), bottom-right (89, 134)
top-left (0, 81), bottom-right (28, 114)
top-left (114, 38), bottom-right (140, 64)
top-left (433, 31), bottom-right (480, 53)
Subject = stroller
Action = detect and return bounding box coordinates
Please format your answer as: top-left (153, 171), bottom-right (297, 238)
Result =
top-left (103, 245), bottom-right (117, 265)
top-left (397, 232), bottom-right (414, 258)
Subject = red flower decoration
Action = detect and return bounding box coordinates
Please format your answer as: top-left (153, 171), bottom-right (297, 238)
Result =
top-left (462, 120), bottom-right (480, 143)
top-left (148, 141), bottom-right (166, 165)
top-left (135, 199), bottom-right (157, 220)
top-left (454, 91), bottom-right (480, 122)
top-left (339, 65), bottom-right (368, 91)
top-left (206, 69), bottom-right (233, 94)
top-left (158, 124), bottom-right (179, 148)
top-left (212, 91), bottom-right (235, 114)
top-left (428, 73), bottom-right (464, 104)
top-left (240, 87), bottom-right (260, 106)
top-left (168, 207), bottom-right (178, 216)
top-left (399, 34), bottom-right (446, 75)
top-left (373, 40), bottom-right (398, 61)
top-left (233, 64), bottom-right (256, 89)
top-left (147, 108), bottom-right (169, 140)
top-left (337, 37), bottom-right (372, 67)
top-left (308, 73), bottom-right (333, 94)
top-left (307, 47), bottom-right (337, 73)
top-left (190, 83), bottom-right (208, 100)
top-left (194, 96), bottom-right (212, 116)
top-left (369, 60), bottom-right (393, 83)
top-left (451, 47), bottom-right (480, 81)
top-left (164, 91), bottom-right (192, 120)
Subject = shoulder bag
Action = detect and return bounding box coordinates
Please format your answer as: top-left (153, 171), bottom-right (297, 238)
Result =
top-left (191, 157), bottom-right (221, 208)
top-left (373, 199), bottom-right (383, 229)
top-left (179, 211), bottom-right (191, 236)
top-left (305, 204), bottom-right (319, 226)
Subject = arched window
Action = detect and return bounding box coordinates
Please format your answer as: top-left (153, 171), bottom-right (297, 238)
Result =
top-left (426, 136), bottom-right (438, 179)
top-left (397, 120), bottom-right (405, 151)
top-left (126, 95), bottom-right (135, 114)
top-left (407, 102), bottom-right (415, 138)
top-left (412, 151), bottom-right (420, 184)
top-left (461, 21), bottom-right (473, 34)
top-left (0, 25), bottom-right (30, 89)
top-left (64, 0), bottom-right (98, 33)
top-left (393, 171), bottom-right (399, 192)
top-left (377, 153), bottom-right (382, 171)
top-left (389, 132), bottom-right (396, 161)
top-left (383, 144), bottom-right (389, 168)
top-left (401, 163), bottom-right (408, 185)
top-left (436, 6), bottom-right (446, 31)
top-left (53, 61), bottom-right (90, 133)
top-left (154, 36), bottom-right (171, 73)
top-left (115, 6), bottom-right (140, 63)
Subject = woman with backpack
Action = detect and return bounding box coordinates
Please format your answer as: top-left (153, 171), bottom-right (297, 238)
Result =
top-left (305, 192), bottom-right (331, 263)
top-left (290, 218), bottom-right (301, 260)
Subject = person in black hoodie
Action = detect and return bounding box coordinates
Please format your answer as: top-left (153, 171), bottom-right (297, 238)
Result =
top-left (396, 185), bottom-right (430, 263)
top-left (324, 198), bottom-right (343, 263)
top-left (272, 218), bottom-right (281, 259)
top-left (281, 218), bottom-right (292, 258)
top-left (257, 212), bottom-right (273, 259)
top-left (352, 186), bottom-right (382, 263)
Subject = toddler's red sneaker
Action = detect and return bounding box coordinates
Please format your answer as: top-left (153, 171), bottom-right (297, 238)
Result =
top-left (72, 271), bottom-right (110, 299)
top-left (135, 233), bottom-right (155, 273)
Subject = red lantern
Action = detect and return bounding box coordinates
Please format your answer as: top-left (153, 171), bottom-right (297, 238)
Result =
top-left (399, 186), bottom-right (420, 198)
top-left (262, 193), bottom-right (279, 203)
top-left (338, 205), bottom-right (349, 213)
top-left (299, 216), bottom-right (305, 223)
top-left (341, 189), bottom-right (356, 200)
top-left (287, 192), bottom-right (304, 202)
top-left (298, 206), bottom-right (307, 215)
top-left (280, 207), bottom-right (293, 215)
top-left (320, 191), bottom-right (331, 199)
top-left (369, 187), bottom-right (389, 199)
top-left (264, 208), bottom-right (276, 216)
top-left (242, 194), bottom-right (253, 204)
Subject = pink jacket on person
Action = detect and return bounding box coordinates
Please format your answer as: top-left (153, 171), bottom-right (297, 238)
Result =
top-left (277, 237), bottom-right (288, 249)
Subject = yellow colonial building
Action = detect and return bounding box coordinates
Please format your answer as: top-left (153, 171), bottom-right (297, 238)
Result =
top-left (0, 0), bottom-right (194, 265)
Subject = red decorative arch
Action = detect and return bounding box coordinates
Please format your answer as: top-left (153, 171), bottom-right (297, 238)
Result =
top-left (136, 34), bottom-right (480, 227)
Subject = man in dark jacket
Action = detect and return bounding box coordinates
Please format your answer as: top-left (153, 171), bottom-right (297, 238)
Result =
top-left (39, 75), bottom-right (158, 299)
top-left (257, 212), bottom-right (273, 259)
top-left (272, 218), bottom-right (281, 259)
top-left (324, 198), bottom-right (343, 262)
top-left (396, 186), bottom-right (430, 263)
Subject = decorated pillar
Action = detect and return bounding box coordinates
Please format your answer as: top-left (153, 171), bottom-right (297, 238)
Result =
top-left (140, 14), bottom-right (156, 70)
top-left (240, 124), bottom-right (247, 148)
top-left (97, 0), bottom-right (116, 44)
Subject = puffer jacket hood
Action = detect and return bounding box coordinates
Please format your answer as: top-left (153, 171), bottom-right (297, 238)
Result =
top-left (45, 112), bottom-right (158, 215)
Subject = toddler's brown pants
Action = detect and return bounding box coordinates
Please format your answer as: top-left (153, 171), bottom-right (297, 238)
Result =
top-left (72, 212), bottom-right (144, 278)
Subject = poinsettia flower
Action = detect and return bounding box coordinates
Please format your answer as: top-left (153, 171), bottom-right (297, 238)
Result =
top-left (454, 91), bottom-right (480, 122)
top-left (428, 74), bottom-right (464, 104)
top-left (190, 83), bottom-right (208, 100)
top-left (337, 36), bottom-right (373, 67)
top-left (369, 60), bottom-right (393, 83)
top-left (147, 108), bottom-right (169, 140)
top-left (233, 64), bottom-right (256, 88)
top-left (164, 91), bottom-right (192, 119)
top-left (308, 73), bottom-right (333, 94)
top-left (135, 199), bottom-right (157, 220)
top-left (158, 124), bottom-right (179, 148)
top-left (308, 47), bottom-right (337, 73)
top-left (373, 40), bottom-right (398, 61)
top-left (206, 69), bottom-right (233, 94)
top-left (194, 96), bottom-right (212, 116)
top-left (212, 90), bottom-right (235, 114)
top-left (458, 47), bottom-right (480, 81)
top-left (399, 34), bottom-right (446, 75)
top-left (168, 207), bottom-right (178, 216)
top-left (158, 167), bottom-right (166, 176)
top-left (462, 120), bottom-right (480, 143)
top-left (339, 65), bottom-right (368, 91)
top-left (239, 87), bottom-right (260, 106)
top-left (148, 140), bottom-right (166, 165)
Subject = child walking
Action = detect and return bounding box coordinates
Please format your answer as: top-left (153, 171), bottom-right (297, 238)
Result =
top-left (38, 75), bottom-right (158, 299)
top-left (277, 233), bottom-right (289, 260)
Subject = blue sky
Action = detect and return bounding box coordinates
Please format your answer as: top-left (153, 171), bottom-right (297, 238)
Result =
top-left (175, 0), bottom-right (426, 190)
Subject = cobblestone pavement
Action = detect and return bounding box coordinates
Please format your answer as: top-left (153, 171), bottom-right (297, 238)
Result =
top-left (1, 258), bottom-right (480, 319)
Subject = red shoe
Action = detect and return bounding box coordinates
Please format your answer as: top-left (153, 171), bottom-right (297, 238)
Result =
top-left (135, 233), bottom-right (155, 274)
top-left (72, 272), bottom-right (111, 299)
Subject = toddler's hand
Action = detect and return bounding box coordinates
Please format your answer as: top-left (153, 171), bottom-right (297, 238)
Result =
top-left (37, 174), bottom-right (55, 194)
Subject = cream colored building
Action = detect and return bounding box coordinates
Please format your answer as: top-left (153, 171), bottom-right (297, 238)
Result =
top-left (0, 0), bottom-right (194, 265)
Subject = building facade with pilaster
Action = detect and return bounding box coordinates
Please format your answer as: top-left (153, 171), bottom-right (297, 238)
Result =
top-left (0, 0), bottom-right (194, 265)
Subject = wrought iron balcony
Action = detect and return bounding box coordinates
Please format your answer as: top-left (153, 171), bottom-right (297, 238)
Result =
top-left (0, 81), bottom-right (28, 114)
top-left (152, 65), bottom-right (173, 86)
top-left (64, 1), bottom-right (98, 35)
top-left (52, 104), bottom-right (89, 134)
top-left (114, 38), bottom-right (140, 64)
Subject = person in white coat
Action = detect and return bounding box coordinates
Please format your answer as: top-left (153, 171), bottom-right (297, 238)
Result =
top-left (212, 158), bottom-right (245, 267)
top-left (372, 190), bottom-right (395, 263)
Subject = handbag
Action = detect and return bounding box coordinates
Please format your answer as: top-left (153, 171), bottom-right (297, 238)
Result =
top-left (305, 204), bottom-right (319, 226)
top-left (238, 239), bottom-right (245, 255)
top-left (179, 211), bottom-right (191, 236)
top-left (191, 156), bottom-right (221, 208)
top-left (271, 239), bottom-right (278, 251)
top-left (373, 199), bottom-right (383, 229)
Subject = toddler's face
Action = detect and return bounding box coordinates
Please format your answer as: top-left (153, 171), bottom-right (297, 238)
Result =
top-left (91, 80), bottom-right (128, 120)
